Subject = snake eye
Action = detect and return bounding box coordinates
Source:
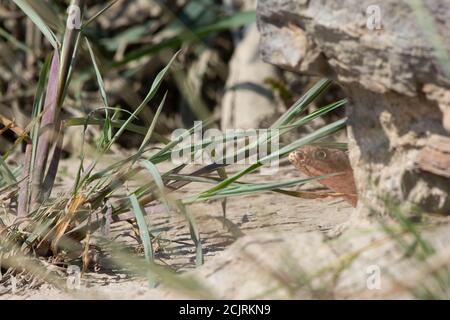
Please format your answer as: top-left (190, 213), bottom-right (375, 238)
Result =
top-left (314, 150), bottom-right (327, 160)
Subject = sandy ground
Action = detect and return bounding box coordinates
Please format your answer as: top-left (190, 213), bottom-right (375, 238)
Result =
top-left (1, 156), bottom-right (355, 299)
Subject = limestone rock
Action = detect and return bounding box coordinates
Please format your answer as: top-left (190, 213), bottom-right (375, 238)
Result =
top-left (257, 0), bottom-right (450, 214)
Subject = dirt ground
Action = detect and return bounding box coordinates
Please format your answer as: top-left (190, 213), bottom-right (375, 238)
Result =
top-left (1, 155), bottom-right (354, 299)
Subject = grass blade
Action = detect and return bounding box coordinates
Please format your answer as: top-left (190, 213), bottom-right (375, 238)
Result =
top-left (138, 92), bottom-right (167, 153)
top-left (12, 0), bottom-right (60, 49)
top-left (140, 159), bottom-right (169, 211)
top-left (176, 201), bottom-right (203, 267)
top-left (82, 0), bottom-right (121, 28)
top-left (129, 194), bottom-right (157, 288)
top-left (85, 37), bottom-right (112, 146)
top-left (199, 118), bottom-right (347, 197)
top-left (106, 52), bottom-right (179, 150)
top-left (184, 175), bottom-right (334, 203)
top-left (271, 79), bottom-right (333, 129)
top-left (0, 157), bottom-right (16, 185)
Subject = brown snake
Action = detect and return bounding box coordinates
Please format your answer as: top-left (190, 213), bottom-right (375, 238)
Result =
top-left (289, 146), bottom-right (357, 207)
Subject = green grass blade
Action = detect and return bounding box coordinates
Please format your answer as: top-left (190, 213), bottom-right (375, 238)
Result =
top-left (176, 201), bottom-right (203, 267)
top-left (0, 157), bottom-right (16, 184)
top-left (148, 119), bottom-right (207, 162)
top-left (140, 159), bottom-right (169, 211)
top-left (85, 37), bottom-right (112, 145)
top-left (12, 0), bottom-right (60, 49)
top-left (82, 0), bottom-right (120, 28)
top-left (184, 176), bottom-right (333, 203)
top-left (209, 80), bottom-right (341, 167)
top-left (105, 52), bottom-right (179, 150)
top-left (271, 79), bottom-right (333, 128)
top-left (130, 194), bottom-right (157, 288)
top-left (63, 117), bottom-right (168, 143)
top-left (138, 92), bottom-right (167, 153)
top-left (263, 118), bottom-right (347, 163)
top-left (85, 38), bottom-right (110, 112)
top-left (27, 0), bottom-right (63, 31)
top-left (199, 118), bottom-right (346, 197)
top-left (0, 27), bottom-right (34, 55)
top-left (279, 99), bottom-right (347, 130)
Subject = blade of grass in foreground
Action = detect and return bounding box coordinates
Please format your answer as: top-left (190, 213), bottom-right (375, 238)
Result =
top-left (0, 157), bottom-right (16, 185)
top-left (75, 53), bottom-right (178, 188)
top-left (216, 98), bottom-right (347, 168)
top-left (140, 160), bottom-right (170, 211)
top-left (63, 117), bottom-right (169, 144)
top-left (209, 80), bottom-right (340, 169)
top-left (263, 118), bottom-right (347, 163)
top-left (105, 51), bottom-right (179, 151)
top-left (85, 37), bottom-right (113, 147)
top-left (139, 159), bottom-right (202, 266)
top-left (26, 0), bottom-right (63, 31)
top-left (182, 175), bottom-right (336, 204)
top-left (271, 79), bottom-right (333, 129)
top-left (12, 0), bottom-right (60, 49)
top-left (197, 118), bottom-right (347, 199)
top-left (130, 194), bottom-right (157, 288)
top-left (138, 92), bottom-right (168, 153)
top-left (176, 201), bottom-right (203, 267)
top-left (82, 0), bottom-right (120, 28)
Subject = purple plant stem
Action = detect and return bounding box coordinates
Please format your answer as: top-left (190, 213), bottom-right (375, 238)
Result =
top-left (30, 50), bottom-right (60, 209)
top-left (30, 1), bottom-right (85, 208)
top-left (42, 122), bottom-right (64, 200)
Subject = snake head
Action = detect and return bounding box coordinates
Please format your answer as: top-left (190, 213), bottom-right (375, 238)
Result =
top-left (289, 146), bottom-right (349, 176)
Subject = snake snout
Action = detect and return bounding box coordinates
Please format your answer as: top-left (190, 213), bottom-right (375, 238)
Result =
top-left (289, 151), bottom-right (306, 164)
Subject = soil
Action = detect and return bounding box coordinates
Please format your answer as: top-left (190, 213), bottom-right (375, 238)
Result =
top-left (1, 154), bottom-right (354, 299)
